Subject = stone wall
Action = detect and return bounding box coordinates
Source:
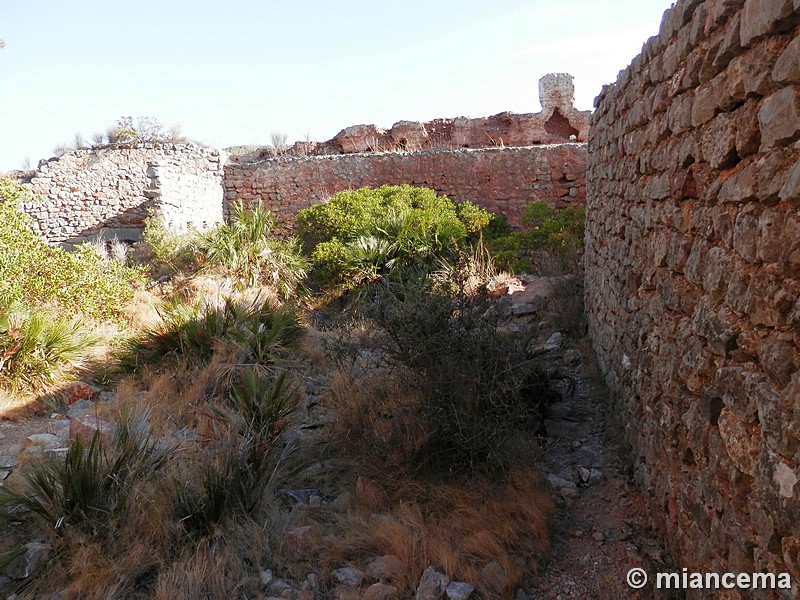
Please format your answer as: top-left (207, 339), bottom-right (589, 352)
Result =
top-left (23, 144), bottom-right (225, 245)
top-left (224, 144), bottom-right (586, 230)
top-left (585, 0), bottom-right (800, 593)
top-left (249, 73), bottom-right (590, 159)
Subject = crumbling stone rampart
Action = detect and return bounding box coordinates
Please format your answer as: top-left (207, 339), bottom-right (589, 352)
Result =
top-left (224, 144), bottom-right (586, 230)
top-left (23, 144), bottom-right (225, 245)
top-left (13, 74), bottom-right (587, 241)
top-left (585, 0), bottom-right (800, 590)
top-left (257, 72), bottom-right (590, 158)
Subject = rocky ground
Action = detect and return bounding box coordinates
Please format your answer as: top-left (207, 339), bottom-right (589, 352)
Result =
top-left (526, 340), bottom-right (677, 600)
top-left (0, 276), bottom-right (677, 599)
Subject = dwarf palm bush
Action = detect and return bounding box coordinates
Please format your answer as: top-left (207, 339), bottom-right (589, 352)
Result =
top-left (227, 368), bottom-right (296, 438)
top-left (0, 409), bottom-right (167, 537)
top-left (174, 369), bottom-right (296, 536)
top-left (194, 201), bottom-right (309, 299)
top-left (119, 296), bottom-right (303, 371)
top-left (0, 302), bottom-right (96, 391)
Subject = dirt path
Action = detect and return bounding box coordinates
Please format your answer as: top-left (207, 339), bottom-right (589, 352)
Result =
top-left (527, 337), bottom-right (677, 600)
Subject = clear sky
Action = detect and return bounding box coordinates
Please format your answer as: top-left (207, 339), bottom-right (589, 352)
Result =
top-left (1, 1), bottom-right (674, 171)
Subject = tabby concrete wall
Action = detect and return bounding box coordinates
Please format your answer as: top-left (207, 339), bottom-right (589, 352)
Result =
top-left (585, 0), bottom-right (800, 594)
top-left (23, 144), bottom-right (224, 245)
top-left (224, 144), bottom-right (587, 229)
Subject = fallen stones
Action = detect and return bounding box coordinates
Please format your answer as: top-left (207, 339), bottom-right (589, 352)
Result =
top-left (445, 581), bottom-right (475, 600)
top-left (364, 582), bottom-right (399, 600)
top-left (366, 555), bottom-right (408, 584)
top-left (479, 561), bottom-right (508, 594)
top-left (577, 467), bottom-right (605, 486)
top-left (282, 525), bottom-right (317, 560)
top-left (69, 414), bottom-right (115, 446)
top-left (60, 381), bottom-right (101, 405)
top-left (331, 567), bottom-right (364, 587)
top-left (416, 566), bottom-right (449, 600)
top-left (543, 332), bottom-right (564, 351)
top-left (356, 475), bottom-right (390, 511)
top-left (2, 542), bottom-right (50, 579)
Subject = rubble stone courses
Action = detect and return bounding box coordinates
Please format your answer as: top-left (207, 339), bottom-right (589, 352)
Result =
top-left (585, 0), bottom-right (800, 591)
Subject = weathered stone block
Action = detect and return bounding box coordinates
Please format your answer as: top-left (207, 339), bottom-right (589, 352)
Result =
top-left (701, 112), bottom-right (740, 168)
top-left (734, 100), bottom-right (762, 158)
top-left (717, 408), bottom-right (760, 475)
top-left (732, 205), bottom-right (760, 261)
top-left (779, 158), bottom-right (800, 203)
top-left (758, 86), bottom-right (800, 148)
top-left (772, 35), bottom-right (800, 84)
top-left (740, 0), bottom-right (796, 47)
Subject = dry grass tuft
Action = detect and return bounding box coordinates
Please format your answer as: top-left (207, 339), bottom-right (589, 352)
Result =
top-left (328, 470), bottom-right (553, 597)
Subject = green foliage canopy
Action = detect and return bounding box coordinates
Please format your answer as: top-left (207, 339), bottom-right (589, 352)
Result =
top-left (295, 185), bottom-right (491, 287)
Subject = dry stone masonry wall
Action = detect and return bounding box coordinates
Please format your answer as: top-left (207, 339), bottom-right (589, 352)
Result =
top-left (14, 74), bottom-right (587, 241)
top-left (224, 144), bottom-right (586, 230)
top-left (23, 144), bottom-right (224, 245)
top-left (225, 73), bottom-right (589, 229)
top-left (258, 72), bottom-right (590, 158)
top-left (585, 0), bottom-right (800, 592)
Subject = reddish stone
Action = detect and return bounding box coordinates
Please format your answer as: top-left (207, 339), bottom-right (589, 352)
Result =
top-left (671, 171), bottom-right (699, 199)
top-left (758, 86), bottom-right (800, 148)
top-left (356, 476), bottom-right (389, 511)
top-left (282, 525), bottom-right (316, 560)
top-left (739, 0), bottom-right (795, 47)
top-left (69, 415), bottom-right (115, 446)
top-left (61, 381), bottom-right (101, 405)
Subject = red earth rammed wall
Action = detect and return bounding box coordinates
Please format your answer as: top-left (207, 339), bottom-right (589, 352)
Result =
top-left (585, 0), bottom-right (800, 593)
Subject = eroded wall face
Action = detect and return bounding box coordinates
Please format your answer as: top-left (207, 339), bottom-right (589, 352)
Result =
top-left (24, 144), bottom-right (224, 245)
top-left (585, 0), bottom-right (800, 587)
top-left (224, 145), bottom-right (587, 230)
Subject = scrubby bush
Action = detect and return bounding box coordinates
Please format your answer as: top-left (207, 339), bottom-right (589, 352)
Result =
top-left (140, 201), bottom-right (308, 300)
top-left (0, 302), bottom-right (96, 391)
top-left (486, 200), bottom-right (585, 274)
top-left (0, 178), bottom-right (143, 320)
top-left (140, 212), bottom-right (197, 276)
top-left (295, 185), bottom-right (491, 288)
top-left (118, 295), bottom-right (303, 371)
top-left (194, 201), bottom-right (309, 299)
top-left (326, 257), bottom-right (557, 477)
top-left (0, 409), bottom-right (167, 538)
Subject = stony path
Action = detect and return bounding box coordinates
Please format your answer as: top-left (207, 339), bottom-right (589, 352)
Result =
top-left (527, 338), bottom-right (677, 600)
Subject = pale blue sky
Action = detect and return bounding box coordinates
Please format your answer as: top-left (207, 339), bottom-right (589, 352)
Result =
top-left (1, 1), bottom-right (673, 171)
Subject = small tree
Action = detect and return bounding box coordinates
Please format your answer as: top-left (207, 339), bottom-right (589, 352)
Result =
top-left (270, 131), bottom-right (289, 155)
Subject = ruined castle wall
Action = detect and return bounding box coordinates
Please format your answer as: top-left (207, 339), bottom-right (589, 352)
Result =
top-left (585, 0), bottom-right (800, 589)
top-left (224, 144), bottom-right (587, 229)
top-left (24, 144), bottom-right (224, 245)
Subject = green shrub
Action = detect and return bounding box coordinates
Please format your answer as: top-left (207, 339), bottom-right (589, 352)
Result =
top-left (295, 185), bottom-right (491, 287)
top-left (0, 302), bottom-right (97, 391)
top-left (174, 369), bottom-right (296, 536)
top-left (194, 201), bottom-right (309, 299)
top-left (118, 296), bottom-right (303, 371)
top-left (0, 409), bottom-right (166, 538)
top-left (140, 211), bottom-right (197, 275)
top-left (485, 201), bottom-right (585, 275)
top-left (0, 178), bottom-right (143, 320)
top-left (364, 276), bottom-right (556, 476)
